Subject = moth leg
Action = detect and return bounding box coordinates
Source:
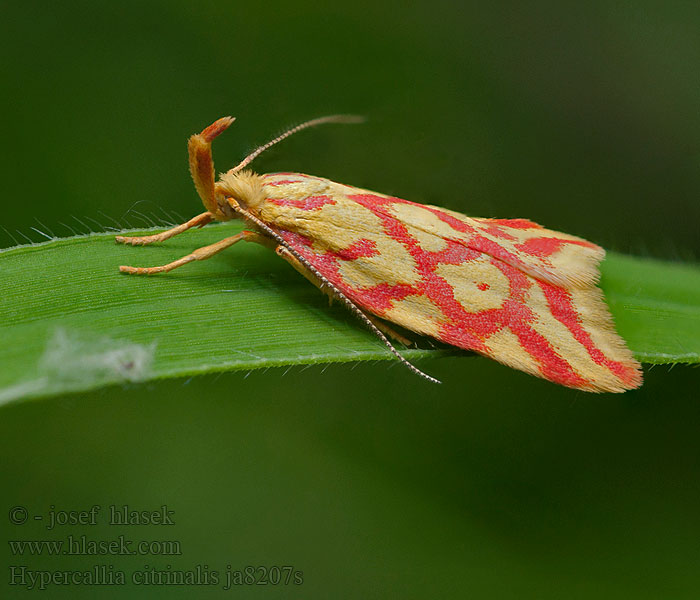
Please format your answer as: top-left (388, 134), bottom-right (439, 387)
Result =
top-left (274, 245), bottom-right (334, 304)
top-left (120, 230), bottom-right (269, 275)
top-left (274, 245), bottom-right (413, 347)
top-left (115, 211), bottom-right (214, 246)
top-left (365, 315), bottom-right (413, 347)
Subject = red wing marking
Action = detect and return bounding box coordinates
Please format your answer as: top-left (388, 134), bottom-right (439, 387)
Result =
top-left (489, 218), bottom-right (543, 229)
top-left (269, 195), bottom-right (336, 210)
top-left (347, 282), bottom-right (415, 313)
top-left (515, 236), bottom-right (596, 257)
top-left (539, 283), bottom-right (640, 387)
top-left (335, 239), bottom-right (380, 261)
top-left (479, 224), bottom-right (517, 240)
top-left (265, 179), bottom-right (304, 187)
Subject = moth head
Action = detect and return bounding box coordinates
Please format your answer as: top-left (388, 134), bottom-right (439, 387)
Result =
top-left (189, 114), bottom-right (363, 220)
top-left (216, 170), bottom-right (266, 216)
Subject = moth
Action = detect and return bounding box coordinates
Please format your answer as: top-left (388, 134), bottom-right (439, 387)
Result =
top-left (117, 116), bottom-right (642, 392)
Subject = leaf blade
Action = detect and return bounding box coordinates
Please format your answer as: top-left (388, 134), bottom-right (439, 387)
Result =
top-left (1, 225), bottom-right (698, 402)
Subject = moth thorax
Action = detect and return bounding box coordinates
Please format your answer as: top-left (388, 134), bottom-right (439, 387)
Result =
top-left (217, 170), bottom-right (266, 213)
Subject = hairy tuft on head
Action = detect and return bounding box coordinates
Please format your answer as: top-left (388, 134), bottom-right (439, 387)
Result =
top-left (217, 169), bottom-right (266, 213)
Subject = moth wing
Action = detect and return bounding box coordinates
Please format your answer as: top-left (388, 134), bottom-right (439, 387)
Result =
top-left (260, 176), bottom-right (641, 392)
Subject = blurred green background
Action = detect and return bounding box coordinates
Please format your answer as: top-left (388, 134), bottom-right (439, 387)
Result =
top-left (1, 1), bottom-right (699, 598)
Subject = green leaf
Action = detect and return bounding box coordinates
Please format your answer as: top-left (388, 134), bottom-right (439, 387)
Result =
top-left (1, 223), bottom-right (699, 403)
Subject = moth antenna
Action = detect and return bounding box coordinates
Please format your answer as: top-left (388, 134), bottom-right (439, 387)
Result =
top-left (230, 115), bottom-right (365, 174)
top-left (228, 200), bottom-right (441, 385)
